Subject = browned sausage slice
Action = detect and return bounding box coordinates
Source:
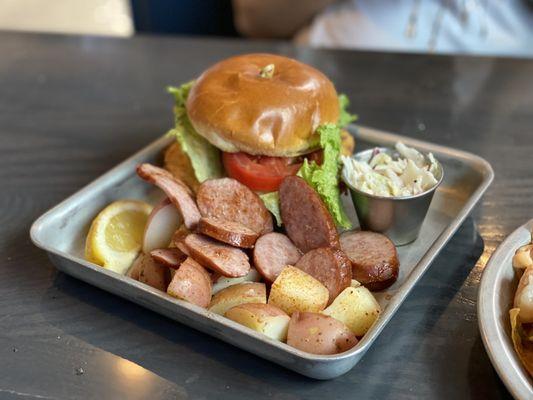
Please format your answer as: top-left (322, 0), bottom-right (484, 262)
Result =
top-left (253, 232), bottom-right (302, 283)
top-left (150, 248), bottom-right (188, 269)
top-left (167, 257), bottom-right (212, 308)
top-left (171, 225), bottom-right (190, 253)
top-left (295, 247), bottom-right (352, 303)
top-left (196, 178), bottom-right (273, 235)
top-left (279, 176), bottom-right (339, 253)
top-left (340, 230), bottom-right (399, 291)
top-left (183, 233), bottom-right (250, 278)
top-left (137, 163), bottom-right (201, 230)
top-left (198, 217), bottom-right (259, 248)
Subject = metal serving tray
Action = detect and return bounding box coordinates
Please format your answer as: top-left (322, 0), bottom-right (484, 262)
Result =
top-left (30, 125), bottom-right (494, 379)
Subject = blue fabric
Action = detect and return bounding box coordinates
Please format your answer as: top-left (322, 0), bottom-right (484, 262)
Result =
top-left (131, 0), bottom-right (237, 36)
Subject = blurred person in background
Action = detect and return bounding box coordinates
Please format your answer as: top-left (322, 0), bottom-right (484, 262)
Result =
top-left (233, 0), bottom-right (533, 57)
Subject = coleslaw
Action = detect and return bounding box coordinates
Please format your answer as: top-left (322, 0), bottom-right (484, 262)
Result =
top-left (341, 142), bottom-right (440, 197)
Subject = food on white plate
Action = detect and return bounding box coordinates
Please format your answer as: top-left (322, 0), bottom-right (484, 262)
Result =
top-left (198, 217), bottom-right (259, 248)
top-left (514, 267), bottom-right (533, 323)
top-left (225, 303), bottom-right (290, 341)
top-left (165, 53), bottom-right (356, 229)
top-left (138, 253), bottom-right (171, 291)
top-left (279, 175), bottom-right (340, 253)
top-left (268, 265), bottom-right (329, 316)
top-left (253, 232), bottom-right (302, 283)
top-left (512, 243), bottom-right (533, 270)
top-left (136, 163), bottom-right (201, 230)
top-left (85, 199), bottom-right (152, 274)
top-left (342, 142), bottom-right (440, 197)
top-left (183, 233), bottom-right (251, 277)
top-left (510, 308), bottom-right (533, 377)
top-left (294, 247), bottom-right (352, 304)
top-left (340, 230), bottom-right (399, 291)
top-left (322, 285), bottom-right (381, 336)
top-left (149, 248), bottom-right (187, 268)
top-left (208, 282), bottom-right (266, 315)
top-left (212, 268), bottom-right (261, 295)
top-left (167, 257), bottom-right (212, 308)
top-left (286, 311), bottom-right (358, 355)
top-left (509, 231), bottom-right (533, 377)
top-left (143, 197), bottom-right (182, 253)
top-left (196, 177), bottom-right (273, 235)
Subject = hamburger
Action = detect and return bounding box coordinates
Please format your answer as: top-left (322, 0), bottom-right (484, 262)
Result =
top-left (164, 53), bottom-right (356, 228)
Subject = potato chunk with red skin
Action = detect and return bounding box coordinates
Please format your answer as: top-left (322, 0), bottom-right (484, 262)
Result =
top-left (167, 257), bottom-right (212, 308)
top-left (287, 312), bottom-right (358, 355)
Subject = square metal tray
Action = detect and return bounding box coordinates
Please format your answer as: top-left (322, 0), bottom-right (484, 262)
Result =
top-left (30, 125), bottom-right (494, 379)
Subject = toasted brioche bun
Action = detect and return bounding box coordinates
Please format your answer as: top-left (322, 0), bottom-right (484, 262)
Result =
top-left (186, 53), bottom-right (340, 157)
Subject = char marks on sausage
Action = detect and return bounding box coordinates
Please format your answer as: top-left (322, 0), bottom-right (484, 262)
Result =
top-left (183, 233), bottom-right (251, 278)
top-left (340, 230), bottom-right (399, 291)
top-left (279, 176), bottom-right (339, 253)
top-left (294, 247), bottom-right (352, 303)
top-left (253, 232), bottom-right (302, 282)
top-left (196, 178), bottom-right (273, 235)
top-left (198, 217), bottom-right (259, 248)
top-left (136, 163), bottom-right (201, 230)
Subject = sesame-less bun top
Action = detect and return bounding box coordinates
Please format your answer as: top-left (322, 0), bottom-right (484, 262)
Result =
top-left (186, 53), bottom-right (340, 157)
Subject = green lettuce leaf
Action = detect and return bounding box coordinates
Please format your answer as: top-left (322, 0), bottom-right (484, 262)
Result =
top-left (167, 82), bottom-right (224, 182)
top-left (338, 94), bottom-right (357, 128)
top-left (298, 123), bottom-right (352, 229)
top-left (259, 192), bottom-right (282, 227)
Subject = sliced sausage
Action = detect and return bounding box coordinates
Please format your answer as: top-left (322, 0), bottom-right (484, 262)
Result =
top-left (198, 217), bottom-right (259, 248)
top-left (183, 233), bottom-right (250, 278)
top-left (137, 163), bottom-right (201, 230)
top-left (253, 232), bottom-right (302, 283)
top-left (171, 224), bottom-right (190, 251)
top-left (196, 178), bottom-right (273, 235)
top-left (295, 247), bottom-right (352, 303)
top-left (138, 253), bottom-right (171, 291)
top-left (150, 248), bottom-right (188, 269)
top-left (167, 257), bottom-right (212, 308)
top-left (340, 230), bottom-right (399, 291)
top-left (279, 176), bottom-right (339, 253)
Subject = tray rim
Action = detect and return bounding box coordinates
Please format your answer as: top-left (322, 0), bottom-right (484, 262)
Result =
top-left (478, 218), bottom-right (533, 400)
top-left (29, 124), bottom-right (494, 367)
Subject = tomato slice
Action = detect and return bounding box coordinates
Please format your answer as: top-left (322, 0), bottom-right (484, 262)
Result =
top-left (222, 152), bottom-right (303, 192)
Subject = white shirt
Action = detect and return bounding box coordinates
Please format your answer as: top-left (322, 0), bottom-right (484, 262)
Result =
top-left (296, 0), bottom-right (533, 57)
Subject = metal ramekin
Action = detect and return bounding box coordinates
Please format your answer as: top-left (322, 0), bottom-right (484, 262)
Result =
top-left (342, 147), bottom-right (444, 246)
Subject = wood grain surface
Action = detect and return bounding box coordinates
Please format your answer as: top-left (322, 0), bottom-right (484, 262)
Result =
top-left (1, 31), bottom-right (532, 399)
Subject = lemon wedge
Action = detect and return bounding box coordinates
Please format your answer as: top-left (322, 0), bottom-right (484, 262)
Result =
top-left (85, 200), bottom-right (152, 274)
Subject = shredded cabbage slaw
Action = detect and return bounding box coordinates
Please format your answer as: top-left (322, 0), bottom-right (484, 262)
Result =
top-left (341, 142), bottom-right (440, 197)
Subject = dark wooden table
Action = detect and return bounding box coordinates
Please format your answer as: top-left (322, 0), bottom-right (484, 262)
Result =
top-left (1, 31), bottom-right (531, 400)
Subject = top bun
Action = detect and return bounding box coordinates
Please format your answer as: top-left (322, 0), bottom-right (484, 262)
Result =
top-left (186, 53), bottom-right (339, 157)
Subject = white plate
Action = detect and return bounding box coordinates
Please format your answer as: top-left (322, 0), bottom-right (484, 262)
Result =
top-left (478, 219), bottom-right (533, 400)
